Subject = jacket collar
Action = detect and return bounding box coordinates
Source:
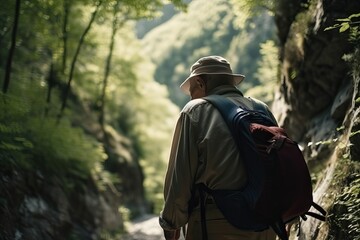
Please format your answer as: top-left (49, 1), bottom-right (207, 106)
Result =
top-left (207, 85), bottom-right (243, 97)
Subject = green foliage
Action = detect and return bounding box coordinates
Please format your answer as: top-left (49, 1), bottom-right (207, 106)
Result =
top-left (324, 13), bottom-right (360, 32)
top-left (231, 0), bottom-right (275, 28)
top-left (141, 0), bottom-right (276, 107)
top-left (30, 118), bottom-right (107, 178)
top-left (0, 93), bottom-right (32, 168)
top-left (325, 13), bottom-right (360, 43)
top-left (0, 91), bottom-right (108, 182)
top-left (0, 0), bottom-right (279, 224)
top-left (245, 40), bottom-right (279, 104)
top-left (64, 0), bottom-right (178, 208)
top-left (328, 159), bottom-right (360, 240)
top-left (115, 67), bottom-right (179, 213)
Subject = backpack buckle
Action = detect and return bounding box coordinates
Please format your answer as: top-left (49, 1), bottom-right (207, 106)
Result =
top-left (266, 137), bottom-right (286, 153)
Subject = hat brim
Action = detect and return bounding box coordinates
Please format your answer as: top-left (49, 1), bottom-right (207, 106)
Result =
top-left (179, 73), bottom-right (245, 95)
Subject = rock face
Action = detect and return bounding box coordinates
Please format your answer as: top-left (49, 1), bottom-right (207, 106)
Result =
top-left (102, 125), bottom-right (149, 217)
top-left (0, 169), bottom-right (123, 240)
top-left (273, 0), bottom-right (360, 239)
top-left (273, 0), bottom-right (358, 144)
top-left (0, 95), bottom-right (148, 240)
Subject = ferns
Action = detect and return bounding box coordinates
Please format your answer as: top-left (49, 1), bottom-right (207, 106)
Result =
top-left (29, 117), bottom-right (107, 178)
top-left (0, 92), bottom-right (107, 181)
top-left (0, 93), bottom-right (32, 168)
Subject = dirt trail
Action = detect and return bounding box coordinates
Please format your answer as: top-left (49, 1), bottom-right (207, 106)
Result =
top-left (120, 214), bottom-right (185, 240)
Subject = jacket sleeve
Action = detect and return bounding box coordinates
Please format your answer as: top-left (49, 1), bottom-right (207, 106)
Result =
top-left (159, 111), bottom-right (199, 230)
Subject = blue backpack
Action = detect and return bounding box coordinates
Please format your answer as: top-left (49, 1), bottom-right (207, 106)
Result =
top-left (198, 94), bottom-right (326, 240)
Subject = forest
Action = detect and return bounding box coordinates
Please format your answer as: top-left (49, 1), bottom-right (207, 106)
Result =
top-left (0, 0), bottom-right (359, 239)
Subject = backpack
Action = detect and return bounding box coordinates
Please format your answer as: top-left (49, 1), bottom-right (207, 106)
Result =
top-left (198, 94), bottom-right (326, 240)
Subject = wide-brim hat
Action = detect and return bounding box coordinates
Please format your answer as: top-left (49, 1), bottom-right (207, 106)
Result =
top-left (180, 55), bottom-right (245, 95)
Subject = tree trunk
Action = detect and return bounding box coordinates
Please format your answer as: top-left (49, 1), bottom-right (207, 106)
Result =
top-left (3, 0), bottom-right (21, 94)
top-left (99, 5), bottom-right (123, 133)
top-left (45, 60), bottom-right (56, 117)
top-left (57, 0), bottom-right (102, 122)
top-left (62, 0), bottom-right (70, 74)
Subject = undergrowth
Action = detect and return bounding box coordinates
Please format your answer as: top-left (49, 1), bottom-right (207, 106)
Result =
top-left (327, 157), bottom-right (360, 240)
top-left (0, 92), bottom-right (112, 191)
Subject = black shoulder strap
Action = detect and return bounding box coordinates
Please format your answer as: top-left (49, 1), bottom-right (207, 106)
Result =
top-left (198, 184), bottom-right (211, 240)
top-left (305, 202), bottom-right (327, 221)
top-left (198, 184), bottom-right (208, 240)
top-left (270, 219), bottom-right (289, 240)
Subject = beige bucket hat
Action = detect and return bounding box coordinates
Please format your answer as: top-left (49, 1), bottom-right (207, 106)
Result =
top-left (180, 55), bottom-right (245, 95)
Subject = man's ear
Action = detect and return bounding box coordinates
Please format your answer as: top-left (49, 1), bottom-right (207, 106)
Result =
top-left (196, 77), bottom-right (205, 89)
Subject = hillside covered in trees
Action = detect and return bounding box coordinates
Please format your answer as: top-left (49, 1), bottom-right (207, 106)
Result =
top-left (0, 0), bottom-right (359, 239)
top-left (140, 0), bottom-right (277, 107)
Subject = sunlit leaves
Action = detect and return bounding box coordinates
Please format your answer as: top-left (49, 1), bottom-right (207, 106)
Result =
top-left (245, 40), bottom-right (279, 104)
top-left (325, 13), bottom-right (360, 43)
top-left (325, 13), bottom-right (360, 32)
top-left (231, 0), bottom-right (275, 27)
top-left (0, 0), bottom-right (184, 206)
top-left (256, 40), bottom-right (279, 82)
top-left (29, 117), bottom-right (107, 178)
top-left (141, 0), bottom-right (276, 107)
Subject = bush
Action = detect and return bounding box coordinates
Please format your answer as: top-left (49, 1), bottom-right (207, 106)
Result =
top-left (0, 92), bottom-right (107, 182)
top-left (328, 159), bottom-right (360, 240)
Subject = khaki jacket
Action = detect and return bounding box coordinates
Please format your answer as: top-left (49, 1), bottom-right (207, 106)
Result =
top-left (160, 86), bottom-right (277, 239)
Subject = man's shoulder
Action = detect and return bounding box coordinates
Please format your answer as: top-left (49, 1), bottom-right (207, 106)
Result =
top-left (246, 96), bottom-right (278, 125)
top-left (246, 97), bottom-right (268, 109)
top-left (181, 98), bottom-right (208, 114)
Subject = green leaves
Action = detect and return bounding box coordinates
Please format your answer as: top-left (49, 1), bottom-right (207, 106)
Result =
top-left (330, 169), bottom-right (360, 238)
top-left (29, 117), bottom-right (107, 179)
top-left (0, 0), bottom-right (185, 202)
top-left (246, 40), bottom-right (279, 104)
top-left (324, 13), bottom-right (360, 44)
top-left (325, 13), bottom-right (360, 33)
top-left (0, 91), bottom-right (107, 180)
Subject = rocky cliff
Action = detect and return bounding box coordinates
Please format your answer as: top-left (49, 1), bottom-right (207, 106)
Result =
top-left (0, 104), bottom-right (148, 240)
top-left (272, 0), bottom-right (360, 239)
top-left (0, 169), bottom-right (123, 239)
